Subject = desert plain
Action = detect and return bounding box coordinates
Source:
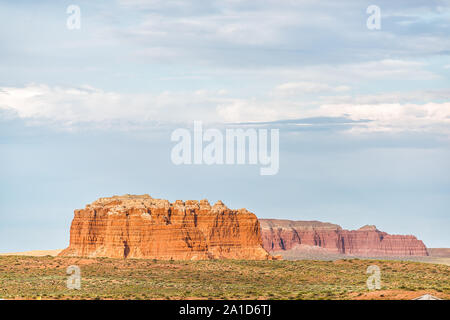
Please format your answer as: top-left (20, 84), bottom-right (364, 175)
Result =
top-left (0, 253), bottom-right (448, 300)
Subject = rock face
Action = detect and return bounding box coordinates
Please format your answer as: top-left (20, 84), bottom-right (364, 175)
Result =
top-left (60, 195), bottom-right (272, 260)
top-left (428, 248), bottom-right (450, 258)
top-left (260, 219), bottom-right (428, 256)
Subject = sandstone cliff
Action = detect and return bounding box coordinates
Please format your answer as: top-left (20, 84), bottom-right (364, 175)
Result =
top-left (260, 219), bottom-right (428, 256)
top-left (60, 195), bottom-right (272, 260)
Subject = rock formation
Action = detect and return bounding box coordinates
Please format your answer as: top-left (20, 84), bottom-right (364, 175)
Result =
top-left (260, 219), bottom-right (428, 256)
top-left (427, 248), bottom-right (450, 258)
top-left (60, 195), bottom-right (272, 260)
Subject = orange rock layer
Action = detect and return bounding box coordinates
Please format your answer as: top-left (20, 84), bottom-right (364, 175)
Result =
top-left (260, 219), bottom-right (428, 256)
top-left (60, 195), bottom-right (272, 260)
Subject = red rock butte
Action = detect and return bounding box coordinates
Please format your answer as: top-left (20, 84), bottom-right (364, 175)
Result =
top-left (260, 219), bottom-right (429, 256)
top-left (59, 195), bottom-right (273, 260)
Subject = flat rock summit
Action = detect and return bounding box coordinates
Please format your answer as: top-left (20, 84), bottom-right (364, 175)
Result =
top-left (60, 194), bottom-right (272, 260)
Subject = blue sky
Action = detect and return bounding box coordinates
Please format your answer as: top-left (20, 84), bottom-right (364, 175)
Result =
top-left (0, 0), bottom-right (449, 251)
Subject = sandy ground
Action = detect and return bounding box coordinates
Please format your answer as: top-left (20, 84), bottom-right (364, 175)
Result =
top-left (272, 247), bottom-right (450, 266)
top-left (350, 289), bottom-right (447, 300)
top-left (1, 248), bottom-right (449, 265)
top-left (0, 249), bottom-right (63, 257)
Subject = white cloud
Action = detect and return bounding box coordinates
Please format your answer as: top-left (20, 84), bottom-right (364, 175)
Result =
top-left (204, 59), bottom-right (437, 88)
top-left (314, 102), bottom-right (450, 134)
top-left (274, 82), bottom-right (351, 95)
top-left (1, 84), bottom-right (449, 135)
top-left (0, 84), bottom-right (227, 127)
top-left (216, 99), bottom-right (304, 123)
top-left (281, 59), bottom-right (437, 83)
top-left (214, 98), bottom-right (450, 134)
top-left (318, 89), bottom-right (450, 105)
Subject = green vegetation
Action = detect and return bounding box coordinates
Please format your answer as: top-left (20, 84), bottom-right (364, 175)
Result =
top-left (0, 255), bottom-right (448, 300)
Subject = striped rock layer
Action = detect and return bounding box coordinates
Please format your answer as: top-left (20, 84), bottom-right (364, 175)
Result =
top-left (60, 195), bottom-right (272, 260)
top-left (260, 219), bottom-right (428, 256)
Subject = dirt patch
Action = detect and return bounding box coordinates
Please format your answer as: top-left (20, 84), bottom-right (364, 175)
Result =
top-left (350, 290), bottom-right (449, 300)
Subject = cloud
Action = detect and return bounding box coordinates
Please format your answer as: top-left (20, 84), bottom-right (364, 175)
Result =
top-left (210, 59), bottom-right (438, 88)
top-left (289, 59), bottom-right (437, 83)
top-left (315, 102), bottom-right (450, 134)
top-left (319, 89), bottom-right (450, 105)
top-left (217, 99), bottom-right (450, 135)
top-left (273, 82), bottom-right (351, 96)
top-left (1, 84), bottom-right (449, 136)
top-left (110, 0), bottom-right (450, 68)
top-left (0, 84), bottom-right (227, 128)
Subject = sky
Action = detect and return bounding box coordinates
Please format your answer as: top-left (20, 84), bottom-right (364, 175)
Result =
top-left (0, 0), bottom-right (449, 251)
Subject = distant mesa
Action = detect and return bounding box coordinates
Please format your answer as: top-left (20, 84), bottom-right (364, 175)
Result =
top-left (260, 219), bottom-right (429, 257)
top-left (59, 194), bottom-right (274, 260)
top-left (427, 248), bottom-right (450, 258)
top-left (0, 249), bottom-right (62, 257)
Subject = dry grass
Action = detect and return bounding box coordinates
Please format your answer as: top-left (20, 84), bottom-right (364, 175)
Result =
top-left (0, 255), bottom-right (448, 300)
